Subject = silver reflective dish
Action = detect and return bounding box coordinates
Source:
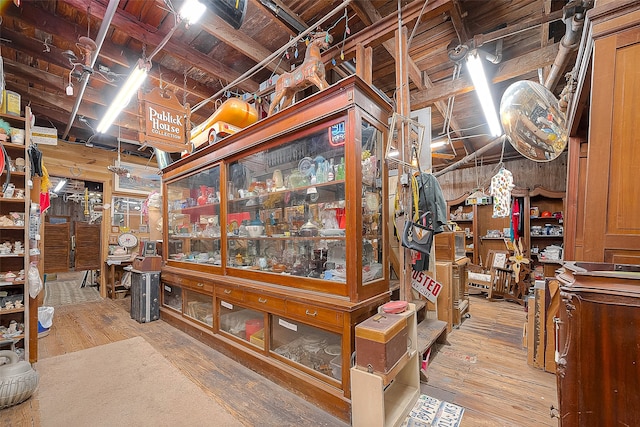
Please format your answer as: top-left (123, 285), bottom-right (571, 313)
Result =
top-left (500, 80), bottom-right (567, 162)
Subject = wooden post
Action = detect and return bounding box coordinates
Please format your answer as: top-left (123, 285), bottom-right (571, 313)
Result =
top-left (395, 27), bottom-right (413, 302)
top-left (28, 176), bottom-right (43, 363)
top-left (355, 43), bottom-right (373, 85)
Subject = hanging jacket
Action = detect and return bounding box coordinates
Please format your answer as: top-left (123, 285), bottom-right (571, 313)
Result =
top-left (412, 172), bottom-right (447, 271)
top-left (415, 173), bottom-right (448, 234)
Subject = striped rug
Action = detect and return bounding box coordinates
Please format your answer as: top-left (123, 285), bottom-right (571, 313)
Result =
top-left (43, 272), bottom-right (102, 307)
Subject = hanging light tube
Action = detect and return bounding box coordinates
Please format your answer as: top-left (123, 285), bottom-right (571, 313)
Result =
top-left (97, 59), bottom-right (149, 134)
top-left (466, 50), bottom-right (502, 137)
top-left (53, 179), bottom-right (67, 193)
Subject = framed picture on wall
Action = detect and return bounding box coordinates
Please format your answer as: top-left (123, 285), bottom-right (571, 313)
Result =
top-left (111, 226), bottom-right (120, 233)
top-left (114, 162), bottom-right (161, 195)
top-left (108, 235), bottom-right (118, 245)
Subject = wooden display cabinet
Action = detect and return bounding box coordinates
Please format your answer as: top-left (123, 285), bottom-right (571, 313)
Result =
top-left (160, 76), bottom-right (392, 421)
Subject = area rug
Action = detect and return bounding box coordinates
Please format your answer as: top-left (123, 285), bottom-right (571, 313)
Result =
top-left (43, 274), bottom-right (101, 307)
top-left (34, 337), bottom-right (242, 427)
top-left (402, 394), bottom-right (465, 427)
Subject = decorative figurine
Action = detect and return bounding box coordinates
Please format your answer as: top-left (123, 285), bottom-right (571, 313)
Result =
top-left (268, 31), bottom-right (333, 116)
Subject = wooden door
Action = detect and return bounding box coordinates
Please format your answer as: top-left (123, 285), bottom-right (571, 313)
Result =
top-left (44, 222), bottom-right (70, 273)
top-left (74, 222), bottom-right (101, 271)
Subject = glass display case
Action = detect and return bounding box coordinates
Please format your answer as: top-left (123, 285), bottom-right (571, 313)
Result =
top-left (166, 164), bottom-right (222, 267)
top-left (159, 76), bottom-right (393, 421)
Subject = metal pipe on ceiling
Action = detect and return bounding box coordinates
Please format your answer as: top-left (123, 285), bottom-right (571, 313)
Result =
top-left (62, 0), bottom-right (120, 140)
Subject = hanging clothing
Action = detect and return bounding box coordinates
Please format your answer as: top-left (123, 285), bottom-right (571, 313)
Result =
top-left (489, 168), bottom-right (514, 218)
top-left (412, 172), bottom-right (447, 271)
top-left (511, 198), bottom-right (520, 241)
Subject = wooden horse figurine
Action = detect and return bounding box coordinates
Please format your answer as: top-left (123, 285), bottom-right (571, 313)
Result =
top-left (268, 31), bottom-right (333, 116)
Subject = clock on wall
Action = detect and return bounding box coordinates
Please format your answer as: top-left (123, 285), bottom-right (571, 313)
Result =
top-left (117, 232), bottom-right (138, 250)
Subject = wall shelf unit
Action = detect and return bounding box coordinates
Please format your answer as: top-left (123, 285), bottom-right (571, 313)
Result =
top-left (0, 107), bottom-right (32, 360)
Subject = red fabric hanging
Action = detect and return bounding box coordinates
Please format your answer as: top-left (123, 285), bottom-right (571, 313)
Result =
top-left (511, 199), bottom-right (520, 241)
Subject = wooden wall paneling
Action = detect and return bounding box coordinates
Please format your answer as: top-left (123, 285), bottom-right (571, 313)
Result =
top-left (564, 136), bottom-right (584, 261)
top-left (582, 18), bottom-right (640, 262)
top-left (436, 153), bottom-right (567, 201)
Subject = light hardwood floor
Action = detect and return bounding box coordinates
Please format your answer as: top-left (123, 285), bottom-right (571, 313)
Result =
top-left (2, 293), bottom-right (558, 426)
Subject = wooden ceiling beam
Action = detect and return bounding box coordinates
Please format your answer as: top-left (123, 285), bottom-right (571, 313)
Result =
top-left (195, 4), bottom-right (291, 75)
top-left (411, 42), bottom-right (560, 108)
top-left (351, 0), bottom-right (425, 90)
top-left (249, 0), bottom-right (298, 36)
top-left (251, 0), bottom-right (308, 36)
top-left (3, 2), bottom-right (130, 68)
top-left (62, 0), bottom-right (259, 93)
top-left (2, 54), bottom-right (210, 125)
top-left (8, 81), bottom-right (140, 133)
top-left (2, 18), bottom-right (218, 109)
top-left (322, 0), bottom-right (452, 64)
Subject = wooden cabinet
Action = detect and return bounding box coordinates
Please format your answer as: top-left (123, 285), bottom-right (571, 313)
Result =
top-left (446, 193), bottom-right (477, 264)
top-left (0, 108), bottom-right (33, 360)
top-left (566, 0), bottom-right (640, 264)
top-left (556, 262), bottom-right (640, 426)
top-left (159, 76), bottom-right (392, 421)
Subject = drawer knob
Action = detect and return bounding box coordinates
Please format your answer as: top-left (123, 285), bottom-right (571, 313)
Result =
top-left (197, 283), bottom-right (204, 287)
top-left (258, 297), bottom-right (267, 303)
top-left (305, 309), bottom-right (318, 317)
top-left (224, 289), bottom-right (231, 294)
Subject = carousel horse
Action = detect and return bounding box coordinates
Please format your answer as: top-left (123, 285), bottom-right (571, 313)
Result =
top-left (268, 31), bottom-right (333, 116)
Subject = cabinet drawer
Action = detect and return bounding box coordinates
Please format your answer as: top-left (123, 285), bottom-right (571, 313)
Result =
top-left (179, 277), bottom-right (214, 294)
top-left (216, 285), bottom-right (245, 302)
top-left (245, 291), bottom-right (285, 314)
top-left (286, 301), bottom-right (343, 327)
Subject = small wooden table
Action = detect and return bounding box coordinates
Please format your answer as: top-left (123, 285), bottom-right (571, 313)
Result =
top-left (105, 258), bottom-right (134, 299)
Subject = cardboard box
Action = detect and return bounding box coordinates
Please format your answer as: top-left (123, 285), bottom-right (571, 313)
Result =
top-left (1, 90), bottom-right (21, 116)
top-left (355, 312), bottom-right (408, 374)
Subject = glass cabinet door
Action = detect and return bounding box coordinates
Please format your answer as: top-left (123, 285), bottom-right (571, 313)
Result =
top-left (162, 283), bottom-right (183, 311)
top-left (166, 164), bottom-right (222, 265)
top-left (184, 290), bottom-right (213, 326)
top-left (271, 315), bottom-right (342, 382)
top-left (218, 300), bottom-right (265, 350)
top-left (226, 122), bottom-right (347, 282)
top-left (360, 120), bottom-right (384, 284)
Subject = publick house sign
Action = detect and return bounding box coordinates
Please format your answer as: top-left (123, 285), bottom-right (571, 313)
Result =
top-left (139, 87), bottom-right (191, 153)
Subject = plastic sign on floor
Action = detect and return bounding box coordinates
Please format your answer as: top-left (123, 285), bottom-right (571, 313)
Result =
top-left (411, 270), bottom-right (442, 303)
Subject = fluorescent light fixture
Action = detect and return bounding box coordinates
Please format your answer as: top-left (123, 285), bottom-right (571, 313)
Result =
top-left (179, 0), bottom-right (207, 24)
top-left (96, 59), bottom-right (150, 134)
top-left (53, 179), bottom-right (67, 193)
top-left (466, 51), bottom-right (502, 137)
top-left (431, 140), bottom-right (447, 150)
